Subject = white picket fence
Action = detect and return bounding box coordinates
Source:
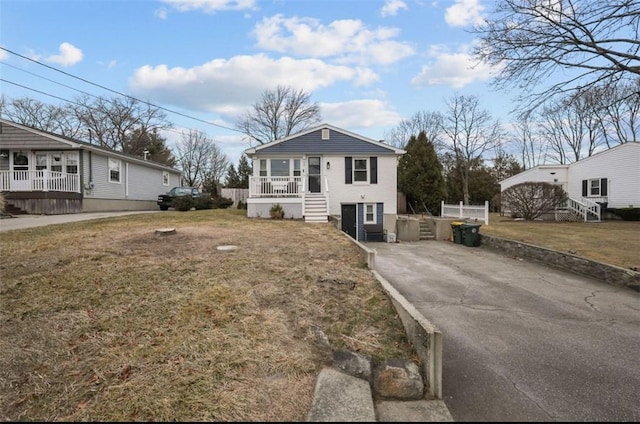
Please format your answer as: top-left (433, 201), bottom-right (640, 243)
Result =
top-left (441, 200), bottom-right (489, 225)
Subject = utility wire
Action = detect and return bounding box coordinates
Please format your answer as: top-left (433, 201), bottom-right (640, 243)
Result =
top-left (0, 78), bottom-right (229, 141)
top-left (0, 46), bottom-right (243, 134)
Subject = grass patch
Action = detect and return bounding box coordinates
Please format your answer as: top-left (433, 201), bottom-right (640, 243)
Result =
top-left (482, 213), bottom-right (640, 270)
top-left (0, 210), bottom-right (414, 421)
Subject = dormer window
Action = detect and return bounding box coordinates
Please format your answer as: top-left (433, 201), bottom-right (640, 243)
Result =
top-left (322, 129), bottom-right (330, 140)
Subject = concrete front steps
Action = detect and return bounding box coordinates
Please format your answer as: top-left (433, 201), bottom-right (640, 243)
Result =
top-left (304, 194), bottom-right (328, 223)
top-left (419, 219), bottom-right (435, 240)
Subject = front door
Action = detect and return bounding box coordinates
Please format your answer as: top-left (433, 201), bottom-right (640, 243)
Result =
top-left (308, 156), bottom-right (321, 193)
top-left (341, 204), bottom-right (357, 239)
top-left (11, 151), bottom-right (31, 191)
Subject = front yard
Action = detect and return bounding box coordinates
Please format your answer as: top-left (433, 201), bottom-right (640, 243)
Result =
top-left (0, 210), bottom-right (415, 421)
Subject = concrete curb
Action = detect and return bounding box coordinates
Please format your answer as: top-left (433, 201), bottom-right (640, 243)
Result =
top-left (341, 232), bottom-right (444, 400)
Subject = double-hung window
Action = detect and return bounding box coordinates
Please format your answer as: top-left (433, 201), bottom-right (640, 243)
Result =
top-left (345, 156), bottom-right (378, 184)
top-left (364, 203), bottom-right (376, 224)
top-left (109, 158), bottom-right (121, 183)
top-left (582, 178), bottom-right (607, 197)
top-left (353, 159), bottom-right (368, 182)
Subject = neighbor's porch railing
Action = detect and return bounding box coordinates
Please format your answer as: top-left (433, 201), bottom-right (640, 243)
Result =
top-left (441, 200), bottom-right (489, 225)
top-left (248, 176), bottom-right (303, 197)
top-left (0, 170), bottom-right (81, 193)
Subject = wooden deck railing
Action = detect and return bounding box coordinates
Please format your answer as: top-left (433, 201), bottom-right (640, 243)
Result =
top-left (0, 170), bottom-right (81, 193)
top-left (249, 176), bottom-right (303, 197)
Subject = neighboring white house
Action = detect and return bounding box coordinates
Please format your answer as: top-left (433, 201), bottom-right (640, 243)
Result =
top-left (0, 118), bottom-right (182, 214)
top-left (244, 123), bottom-right (405, 241)
top-left (500, 142), bottom-right (640, 219)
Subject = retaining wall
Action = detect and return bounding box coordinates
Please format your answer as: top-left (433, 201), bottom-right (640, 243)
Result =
top-left (343, 232), bottom-right (443, 399)
top-left (480, 234), bottom-right (640, 292)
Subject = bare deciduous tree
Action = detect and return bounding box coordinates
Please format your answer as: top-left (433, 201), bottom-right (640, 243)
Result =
top-left (473, 0), bottom-right (640, 112)
top-left (1, 96), bottom-right (83, 138)
top-left (176, 129), bottom-right (228, 188)
top-left (73, 95), bottom-right (172, 154)
top-left (539, 89), bottom-right (606, 164)
top-left (384, 110), bottom-right (444, 151)
top-left (235, 85), bottom-right (321, 145)
top-left (440, 93), bottom-right (504, 205)
top-left (512, 114), bottom-right (546, 170)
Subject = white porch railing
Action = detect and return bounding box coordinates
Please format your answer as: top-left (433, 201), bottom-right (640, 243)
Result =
top-left (441, 200), bottom-right (489, 225)
top-left (249, 176), bottom-right (303, 197)
top-left (0, 170), bottom-right (81, 193)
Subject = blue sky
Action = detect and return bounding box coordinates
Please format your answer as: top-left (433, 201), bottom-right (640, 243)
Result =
top-left (1, 0), bottom-right (514, 165)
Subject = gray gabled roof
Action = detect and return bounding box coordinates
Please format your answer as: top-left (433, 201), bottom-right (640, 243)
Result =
top-left (0, 118), bottom-right (181, 173)
top-left (244, 123), bottom-right (405, 156)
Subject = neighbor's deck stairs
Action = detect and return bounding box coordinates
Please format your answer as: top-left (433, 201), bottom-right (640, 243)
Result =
top-left (556, 197), bottom-right (601, 222)
top-left (419, 219), bottom-right (435, 241)
top-left (304, 194), bottom-right (328, 223)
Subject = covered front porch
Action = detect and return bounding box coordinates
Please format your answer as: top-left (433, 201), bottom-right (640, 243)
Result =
top-left (247, 175), bottom-right (329, 222)
top-left (0, 170), bottom-right (81, 193)
top-left (1, 170), bottom-right (82, 214)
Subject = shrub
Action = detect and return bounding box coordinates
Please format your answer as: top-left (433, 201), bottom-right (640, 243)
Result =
top-left (0, 192), bottom-right (5, 214)
top-left (501, 182), bottom-right (567, 220)
top-left (172, 196), bottom-right (194, 212)
top-left (270, 203), bottom-right (284, 219)
top-left (212, 197), bottom-right (234, 209)
top-left (612, 207), bottom-right (640, 221)
top-left (237, 200), bottom-right (247, 210)
top-left (194, 196), bottom-right (214, 210)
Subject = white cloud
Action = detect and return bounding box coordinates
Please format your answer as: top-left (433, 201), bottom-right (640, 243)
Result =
top-left (128, 54), bottom-right (379, 118)
top-left (381, 0), bottom-right (408, 17)
top-left (162, 0), bottom-right (257, 14)
top-left (154, 7), bottom-right (168, 19)
top-left (45, 43), bottom-right (83, 67)
top-left (252, 14), bottom-right (414, 65)
top-left (444, 0), bottom-right (484, 27)
top-left (0, 48), bottom-right (7, 61)
top-left (321, 100), bottom-right (401, 129)
top-left (411, 44), bottom-right (499, 88)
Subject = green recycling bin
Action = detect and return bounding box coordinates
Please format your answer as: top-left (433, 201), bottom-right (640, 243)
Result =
top-left (461, 223), bottom-right (482, 247)
top-left (451, 221), bottom-right (464, 244)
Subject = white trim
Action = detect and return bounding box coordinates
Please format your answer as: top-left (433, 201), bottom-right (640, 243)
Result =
top-left (364, 203), bottom-right (376, 224)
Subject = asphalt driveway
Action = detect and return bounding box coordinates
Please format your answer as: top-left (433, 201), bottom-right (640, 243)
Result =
top-left (368, 240), bottom-right (640, 422)
top-left (0, 211), bottom-right (159, 232)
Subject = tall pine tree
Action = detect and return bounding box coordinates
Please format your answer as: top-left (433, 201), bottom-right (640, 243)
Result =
top-left (398, 131), bottom-right (446, 215)
top-left (237, 154), bottom-right (252, 189)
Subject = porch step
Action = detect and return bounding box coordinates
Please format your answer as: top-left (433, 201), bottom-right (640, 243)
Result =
top-left (304, 195), bottom-right (328, 223)
top-left (4, 202), bottom-right (28, 216)
top-left (419, 220), bottom-right (435, 240)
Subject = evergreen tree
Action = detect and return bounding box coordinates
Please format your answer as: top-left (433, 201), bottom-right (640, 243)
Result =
top-left (237, 154), bottom-right (252, 189)
top-left (398, 131), bottom-right (446, 215)
top-left (225, 164), bottom-right (241, 188)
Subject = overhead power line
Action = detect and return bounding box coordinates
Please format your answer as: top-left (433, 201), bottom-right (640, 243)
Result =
top-left (0, 46), bottom-right (243, 134)
top-left (0, 78), bottom-right (229, 141)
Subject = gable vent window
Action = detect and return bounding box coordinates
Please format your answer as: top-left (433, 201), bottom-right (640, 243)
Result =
top-left (322, 129), bottom-right (330, 140)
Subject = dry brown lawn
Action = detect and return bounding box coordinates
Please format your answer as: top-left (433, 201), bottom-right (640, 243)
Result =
top-left (482, 213), bottom-right (640, 271)
top-left (0, 209), bottom-right (416, 421)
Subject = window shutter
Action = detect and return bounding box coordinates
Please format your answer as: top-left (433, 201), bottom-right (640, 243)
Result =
top-left (345, 157), bottom-right (352, 184)
top-left (370, 157), bottom-right (377, 184)
top-left (601, 178), bottom-right (607, 196)
top-left (582, 180), bottom-right (587, 197)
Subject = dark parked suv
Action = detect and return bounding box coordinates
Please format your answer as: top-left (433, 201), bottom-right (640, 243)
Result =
top-left (157, 187), bottom-right (201, 210)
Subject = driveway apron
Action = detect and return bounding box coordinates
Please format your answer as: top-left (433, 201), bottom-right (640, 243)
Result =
top-left (369, 241), bottom-right (640, 422)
